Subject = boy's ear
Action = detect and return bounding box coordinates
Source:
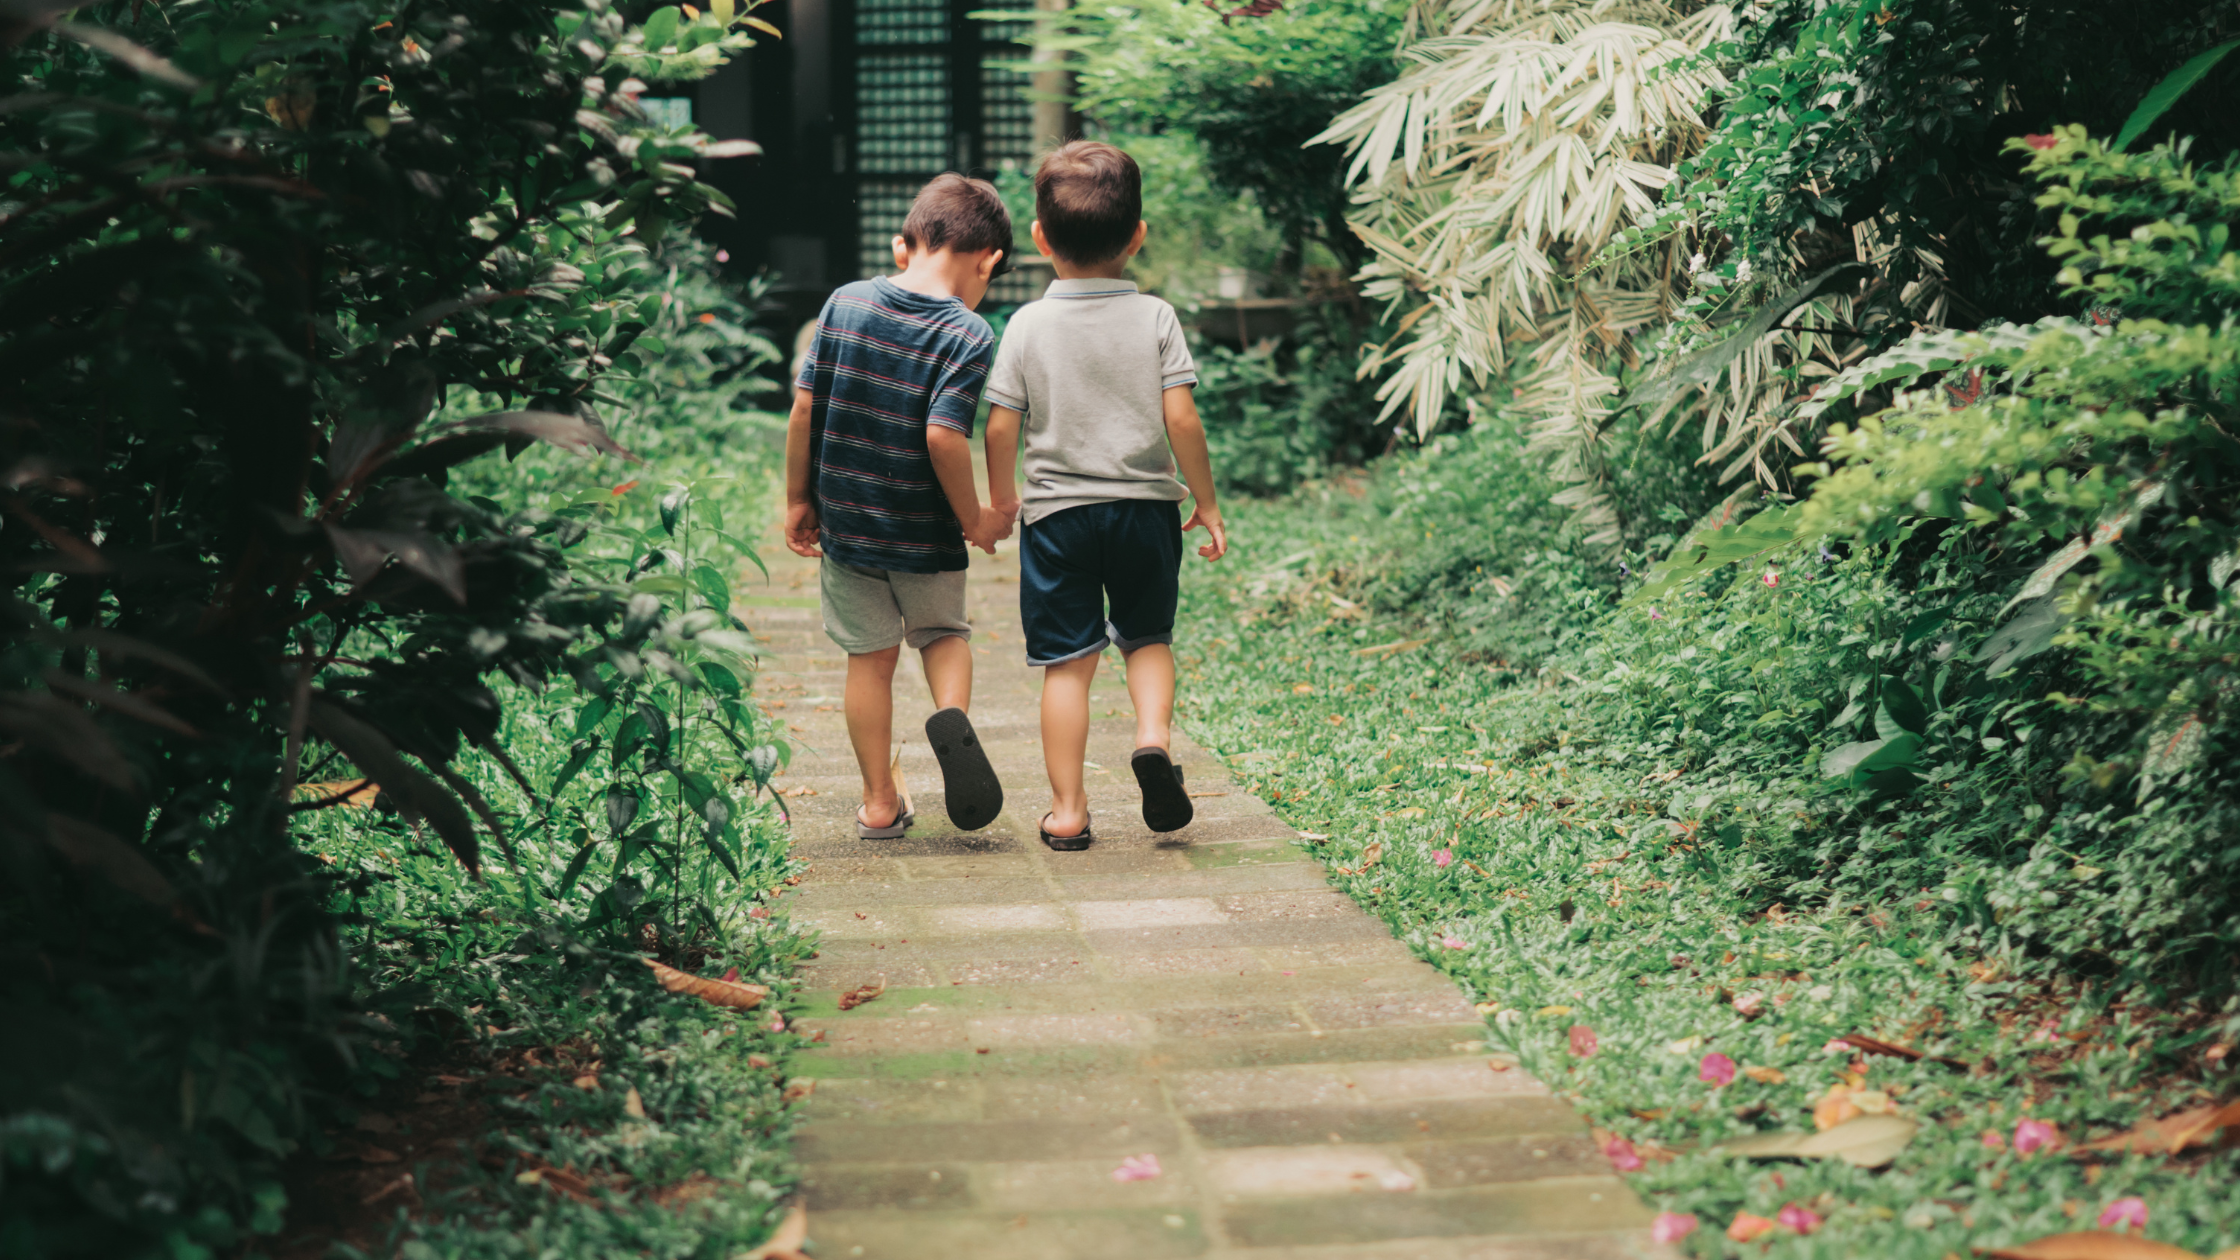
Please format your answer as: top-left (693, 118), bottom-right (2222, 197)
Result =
top-left (975, 248), bottom-right (1004, 282)
top-left (1126, 220), bottom-right (1148, 259)
top-left (1030, 220), bottom-right (1053, 259)
top-left (891, 233), bottom-right (910, 272)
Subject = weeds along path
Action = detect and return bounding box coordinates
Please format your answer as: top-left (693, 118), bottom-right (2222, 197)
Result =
top-left (744, 535), bottom-right (1665, 1259)
top-left (1168, 490), bottom-right (2240, 1260)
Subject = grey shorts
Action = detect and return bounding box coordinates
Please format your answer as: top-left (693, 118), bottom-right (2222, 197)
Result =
top-left (819, 560), bottom-right (971, 655)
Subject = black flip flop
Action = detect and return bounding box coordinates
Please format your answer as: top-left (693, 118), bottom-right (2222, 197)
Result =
top-left (1040, 812), bottom-right (1093, 852)
top-left (1131, 746), bottom-right (1194, 833)
top-left (925, 706), bottom-right (1004, 831)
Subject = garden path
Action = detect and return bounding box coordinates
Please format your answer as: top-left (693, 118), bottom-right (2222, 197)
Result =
top-left (743, 536), bottom-right (1664, 1260)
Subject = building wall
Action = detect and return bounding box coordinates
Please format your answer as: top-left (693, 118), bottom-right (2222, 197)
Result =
top-left (682, 0), bottom-right (1056, 328)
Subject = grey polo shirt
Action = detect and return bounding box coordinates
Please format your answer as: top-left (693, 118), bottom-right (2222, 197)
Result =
top-left (984, 278), bottom-right (1199, 528)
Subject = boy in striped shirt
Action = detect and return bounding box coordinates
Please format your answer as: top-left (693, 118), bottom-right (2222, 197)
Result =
top-left (783, 174), bottom-right (1013, 838)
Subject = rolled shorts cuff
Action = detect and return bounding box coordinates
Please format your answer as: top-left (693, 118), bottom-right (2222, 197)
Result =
top-left (1112, 629), bottom-right (1174, 654)
top-left (826, 626), bottom-right (907, 655)
top-left (1026, 636), bottom-right (1110, 668)
top-left (904, 626), bottom-right (971, 651)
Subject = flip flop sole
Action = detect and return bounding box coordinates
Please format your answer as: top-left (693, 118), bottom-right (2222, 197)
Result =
top-left (925, 707), bottom-right (1004, 831)
top-left (1131, 747), bottom-right (1194, 833)
top-left (1040, 819), bottom-right (1093, 852)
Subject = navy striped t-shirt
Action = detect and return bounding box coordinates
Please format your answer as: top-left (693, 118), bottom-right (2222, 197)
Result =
top-left (795, 277), bottom-right (994, 573)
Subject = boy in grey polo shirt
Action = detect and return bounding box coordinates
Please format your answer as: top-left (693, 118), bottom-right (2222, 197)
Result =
top-left (983, 140), bottom-right (1229, 851)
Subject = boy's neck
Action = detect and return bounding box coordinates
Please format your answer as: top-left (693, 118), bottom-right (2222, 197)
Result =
top-left (1050, 255), bottom-right (1132, 282)
top-left (889, 249), bottom-right (976, 301)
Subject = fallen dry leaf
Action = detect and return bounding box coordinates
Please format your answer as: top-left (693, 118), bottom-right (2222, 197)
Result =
top-left (642, 957), bottom-right (769, 1010)
top-left (296, 778), bottom-right (378, 807)
top-left (782, 1079), bottom-right (817, 1103)
top-left (1844, 1031), bottom-right (1969, 1071)
top-left (837, 977), bottom-right (886, 1011)
top-left (360, 1172), bottom-right (415, 1207)
top-left (1728, 1212), bottom-right (1778, 1242)
top-left (623, 1087), bottom-right (647, 1120)
top-left (348, 1144), bottom-right (403, 1164)
top-left (1815, 1084), bottom-right (1864, 1131)
top-left (1972, 1231), bottom-right (2208, 1259)
top-left (1744, 1065), bottom-right (1787, 1085)
top-left (2076, 1099), bottom-right (2240, 1157)
top-left (1723, 1113), bottom-right (1919, 1169)
top-left (740, 1203), bottom-right (810, 1260)
top-left (572, 1073), bottom-right (600, 1090)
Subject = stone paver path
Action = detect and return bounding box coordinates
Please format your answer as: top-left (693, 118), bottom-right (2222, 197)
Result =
top-left (745, 534), bottom-right (1662, 1260)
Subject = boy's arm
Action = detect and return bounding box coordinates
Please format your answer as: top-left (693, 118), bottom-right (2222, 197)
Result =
top-left (1162, 385), bottom-right (1227, 561)
top-left (927, 425), bottom-right (995, 554)
top-left (783, 385), bottom-right (821, 558)
top-left (984, 404), bottom-right (1022, 540)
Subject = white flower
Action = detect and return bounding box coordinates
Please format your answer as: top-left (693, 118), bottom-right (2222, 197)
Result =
top-left (1688, 252), bottom-right (1706, 274)
top-left (1735, 259), bottom-right (1753, 282)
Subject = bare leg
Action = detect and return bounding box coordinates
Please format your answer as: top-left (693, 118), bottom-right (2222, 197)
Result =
top-left (1122, 642), bottom-right (1175, 751)
top-left (1041, 653), bottom-right (1098, 836)
top-left (845, 647), bottom-right (903, 827)
top-left (918, 633), bottom-right (973, 712)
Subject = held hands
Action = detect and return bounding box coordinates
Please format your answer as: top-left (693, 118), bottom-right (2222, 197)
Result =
top-left (783, 501), bottom-right (822, 558)
top-left (961, 500), bottom-right (1015, 555)
top-left (1183, 503), bottom-right (1227, 562)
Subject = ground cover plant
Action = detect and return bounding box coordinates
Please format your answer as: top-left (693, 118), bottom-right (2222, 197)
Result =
top-left (0, 0), bottom-right (812, 1253)
top-left (1177, 432), bottom-right (2240, 1259)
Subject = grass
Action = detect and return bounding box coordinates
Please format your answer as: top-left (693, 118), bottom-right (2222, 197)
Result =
top-left (1172, 469), bottom-right (2240, 1259)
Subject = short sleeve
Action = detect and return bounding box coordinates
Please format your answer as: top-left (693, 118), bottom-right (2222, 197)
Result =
top-left (985, 324), bottom-right (1027, 413)
top-left (926, 333), bottom-right (993, 435)
top-left (1157, 302), bottom-right (1198, 389)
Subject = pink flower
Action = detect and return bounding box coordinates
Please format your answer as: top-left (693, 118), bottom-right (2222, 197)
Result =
top-left (1699, 1052), bottom-right (1737, 1086)
top-left (1442, 935), bottom-right (1467, 950)
top-left (2098, 1198), bottom-right (2147, 1231)
top-left (1981, 1130), bottom-right (2006, 1151)
top-left (1603, 1135), bottom-right (1643, 1171)
top-left (1822, 1038), bottom-right (1852, 1054)
top-left (769, 1014), bottom-right (785, 1032)
top-left (1777, 1203), bottom-right (1823, 1235)
top-left (1111, 1154), bottom-right (1162, 1182)
top-left (1648, 608), bottom-right (1664, 620)
top-left (1761, 569), bottom-right (1780, 588)
top-left (1651, 1212), bottom-right (1698, 1244)
top-left (1433, 848), bottom-right (1455, 868)
top-left (1569, 1025), bottom-right (1599, 1057)
top-left (714, 249), bottom-right (731, 262)
top-left (2024, 133), bottom-right (2058, 150)
top-left (2014, 1118), bottom-right (2061, 1155)
top-left (748, 905), bottom-right (771, 919)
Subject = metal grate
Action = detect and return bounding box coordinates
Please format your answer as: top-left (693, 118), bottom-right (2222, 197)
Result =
top-left (856, 178), bottom-right (923, 279)
top-left (855, 53), bottom-right (950, 178)
top-left (858, 0), bottom-right (948, 45)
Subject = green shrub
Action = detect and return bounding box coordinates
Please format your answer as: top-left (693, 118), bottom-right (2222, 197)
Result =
top-left (0, 0), bottom-right (783, 1250)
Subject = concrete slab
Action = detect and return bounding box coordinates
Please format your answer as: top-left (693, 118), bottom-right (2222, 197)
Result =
top-left (754, 536), bottom-right (1664, 1259)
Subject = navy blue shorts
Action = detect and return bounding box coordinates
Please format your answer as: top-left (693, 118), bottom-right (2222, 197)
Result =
top-left (1018, 500), bottom-right (1182, 666)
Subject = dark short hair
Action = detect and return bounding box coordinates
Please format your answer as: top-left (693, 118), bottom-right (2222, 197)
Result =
top-left (899, 172), bottom-right (1012, 257)
top-left (1034, 141), bottom-right (1141, 265)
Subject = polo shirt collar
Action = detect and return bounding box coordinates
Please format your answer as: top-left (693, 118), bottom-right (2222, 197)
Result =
top-left (1044, 278), bottom-right (1139, 298)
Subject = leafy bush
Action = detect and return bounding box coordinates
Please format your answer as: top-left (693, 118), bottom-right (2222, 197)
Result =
top-left (1029, 0), bottom-right (1403, 271)
top-left (1194, 308), bottom-right (1387, 495)
top-left (0, 0), bottom-right (784, 1251)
